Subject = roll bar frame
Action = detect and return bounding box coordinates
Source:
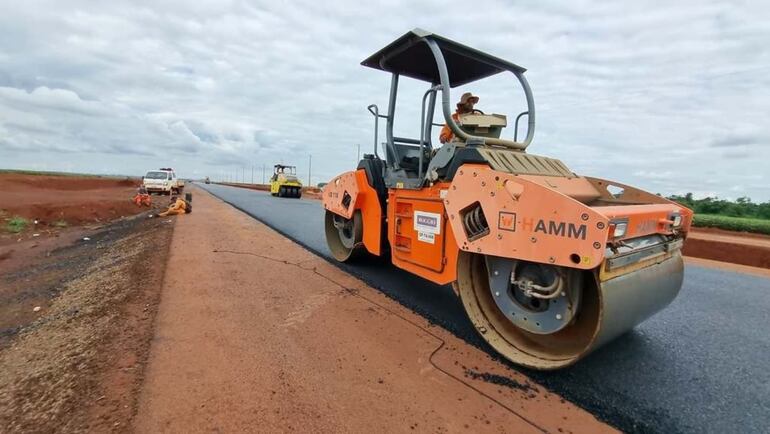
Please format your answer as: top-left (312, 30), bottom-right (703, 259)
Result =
top-left (423, 38), bottom-right (535, 150)
top-left (363, 30), bottom-right (536, 187)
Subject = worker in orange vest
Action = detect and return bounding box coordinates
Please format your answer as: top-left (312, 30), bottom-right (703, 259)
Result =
top-left (439, 92), bottom-right (479, 144)
top-left (133, 186), bottom-right (152, 207)
top-left (158, 196), bottom-right (187, 217)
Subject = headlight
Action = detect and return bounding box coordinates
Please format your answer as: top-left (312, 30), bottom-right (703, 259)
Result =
top-left (613, 222), bottom-right (628, 238)
top-left (672, 214), bottom-right (682, 227)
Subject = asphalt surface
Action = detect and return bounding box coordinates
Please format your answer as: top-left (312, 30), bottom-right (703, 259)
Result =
top-left (197, 183), bottom-right (770, 434)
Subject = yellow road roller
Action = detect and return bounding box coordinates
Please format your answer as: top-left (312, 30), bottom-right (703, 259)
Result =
top-left (270, 164), bottom-right (302, 198)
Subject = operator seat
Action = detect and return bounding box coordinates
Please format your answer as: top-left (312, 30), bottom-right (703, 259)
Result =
top-left (357, 155), bottom-right (387, 200)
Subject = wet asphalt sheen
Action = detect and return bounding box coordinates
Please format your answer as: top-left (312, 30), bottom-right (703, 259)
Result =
top-left (198, 183), bottom-right (770, 434)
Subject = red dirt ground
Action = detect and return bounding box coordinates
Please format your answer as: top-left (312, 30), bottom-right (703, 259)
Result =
top-left (0, 173), bottom-right (154, 248)
top-left (685, 227), bottom-right (770, 269)
top-left (0, 173), bottom-right (142, 226)
top-left (135, 187), bottom-right (615, 433)
top-left (689, 226), bottom-right (770, 245)
top-left (0, 214), bottom-right (174, 432)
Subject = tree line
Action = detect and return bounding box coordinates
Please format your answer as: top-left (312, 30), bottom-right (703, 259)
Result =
top-left (667, 193), bottom-right (770, 220)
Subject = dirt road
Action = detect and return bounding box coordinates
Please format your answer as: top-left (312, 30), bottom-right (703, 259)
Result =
top-left (135, 187), bottom-right (613, 433)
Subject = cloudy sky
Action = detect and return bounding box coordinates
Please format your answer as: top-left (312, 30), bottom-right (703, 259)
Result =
top-left (0, 0), bottom-right (768, 200)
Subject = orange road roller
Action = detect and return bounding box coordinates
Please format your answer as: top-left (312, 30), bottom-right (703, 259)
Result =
top-left (323, 29), bottom-right (692, 370)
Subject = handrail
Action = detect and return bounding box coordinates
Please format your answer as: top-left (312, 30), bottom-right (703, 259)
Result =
top-left (367, 104), bottom-right (381, 160)
top-left (393, 136), bottom-right (425, 145)
top-left (514, 111), bottom-right (528, 142)
top-left (419, 85), bottom-right (441, 179)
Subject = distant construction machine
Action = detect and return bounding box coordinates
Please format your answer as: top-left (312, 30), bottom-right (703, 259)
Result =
top-left (270, 164), bottom-right (303, 198)
top-left (322, 29), bottom-right (693, 370)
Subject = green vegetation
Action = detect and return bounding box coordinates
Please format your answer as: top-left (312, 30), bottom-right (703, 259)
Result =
top-left (668, 193), bottom-right (770, 220)
top-left (691, 214), bottom-right (770, 235)
top-left (53, 219), bottom-right (69, 228)
top-left (667, 193), bottom-right (770, 235)
top-left (5, 216), bottom-right (29, 233)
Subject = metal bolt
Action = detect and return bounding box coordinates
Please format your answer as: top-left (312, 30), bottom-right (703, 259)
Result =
top-left (593, 242), bottom-right (601, 249)
top-left (459, 170), bottom-right (464, 175)
top-left (495, 291), bottom-right (500, 297)
top-left (497, 234), bottom-right (502, 240)
top-left (490, 191), bottom-right (495, 197)
top-left (548, 256), bottom-right (555, 263)
top-left (556, 314), bottom-right (563, 320)
top-left (478, 326), bottom-right (487, 333)
top-left (581, 213), bottom-right (589, 221)
top-left (530, 237), bottom-right (537, 243)
top-left (561, 291), bottom-right (566, 297)
top-left (473, 172), bottom-right (477, 177)
top-left (493, 270), bottom-right (499, 276)
top-left (481, 181), bottom-right (486, 187)
top-left (452, 185), bottom-right (456, 190)
top-left (476, 247), bottom-right (482, 252)
top-left (597, 222), bottom-right (606, 229)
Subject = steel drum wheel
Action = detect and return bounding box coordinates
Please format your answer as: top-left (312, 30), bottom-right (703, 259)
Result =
top-left (324, 210), bottom-right (364, 262)
top-left (455, 251), bottom-right (602, 370)
top-left (455, 251), bottom-right (684, 370)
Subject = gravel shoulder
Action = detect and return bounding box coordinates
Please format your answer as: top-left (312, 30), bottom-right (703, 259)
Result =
top-left (0, 214), bottom-right (174, 432)
top-left (134, 186), bottom-right (614, 433)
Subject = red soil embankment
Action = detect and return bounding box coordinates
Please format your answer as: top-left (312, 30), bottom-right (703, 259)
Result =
top-left (684, 227), bottom-right (770, 269)
top-left (0, 173), bottom-right (143, 228)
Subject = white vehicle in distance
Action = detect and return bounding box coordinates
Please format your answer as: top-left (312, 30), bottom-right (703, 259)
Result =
top-left (142, 168), bottom-right (183, 195)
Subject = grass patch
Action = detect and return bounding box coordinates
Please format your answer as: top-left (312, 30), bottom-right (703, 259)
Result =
top-left (693, 214), bottom-right (770, 235)
top-left (52, 220), bottom-right (69, 228)
top-left (5, 216), bottom-right (29, 233)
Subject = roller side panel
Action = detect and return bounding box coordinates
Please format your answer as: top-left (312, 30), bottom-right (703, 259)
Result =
top-left (323, 169), bottom-right (383, 256)
top-left (386, 184), bottom-right (459, 285)
top-left (444, 164), bottom-right (609, 269)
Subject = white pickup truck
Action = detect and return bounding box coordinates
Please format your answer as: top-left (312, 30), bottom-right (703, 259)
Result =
top-left (143, 168), bottom-right (183, 195)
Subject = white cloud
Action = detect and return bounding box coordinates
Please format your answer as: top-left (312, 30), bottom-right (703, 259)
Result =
top-left (0, 0), bottom-right (768, 199)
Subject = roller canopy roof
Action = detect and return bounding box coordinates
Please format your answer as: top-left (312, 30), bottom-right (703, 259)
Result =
top-left (361, 28), bottom-right (527, 88)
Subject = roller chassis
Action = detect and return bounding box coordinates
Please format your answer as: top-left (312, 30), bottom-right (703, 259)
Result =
top-left (322, 29), bottom-right (692, 369)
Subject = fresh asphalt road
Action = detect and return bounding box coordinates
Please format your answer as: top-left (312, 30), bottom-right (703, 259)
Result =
top-left (197, 183), bottom-right (770, 434)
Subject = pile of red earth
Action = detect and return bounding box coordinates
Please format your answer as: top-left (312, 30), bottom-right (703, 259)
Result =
top-left (0, 173), bottom-right (142, 230)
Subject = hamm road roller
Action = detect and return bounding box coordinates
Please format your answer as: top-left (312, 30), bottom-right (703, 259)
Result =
top-left (270, 164), bottom-right (303, 198)
top-left (323, 29), bottom-right (693, 370)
